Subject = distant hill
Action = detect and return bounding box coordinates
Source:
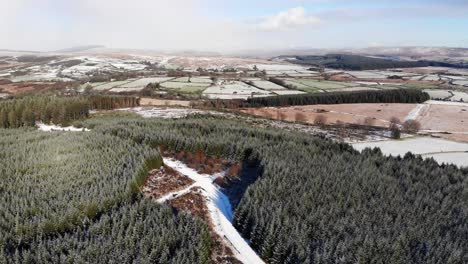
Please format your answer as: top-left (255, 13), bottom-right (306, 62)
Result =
top-left (279, 54), bottom-right (468, 70)
top-left (54, 45), bottom-right (106, 53)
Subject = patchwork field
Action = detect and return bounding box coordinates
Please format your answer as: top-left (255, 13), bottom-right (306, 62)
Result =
top-left (250, 80), bottom-right (286, 90)
top-left (203, 81), bottom-right (273, 99)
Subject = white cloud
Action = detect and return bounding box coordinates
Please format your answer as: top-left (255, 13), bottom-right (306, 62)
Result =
top-left (256, 7), bottom-right (321, 31)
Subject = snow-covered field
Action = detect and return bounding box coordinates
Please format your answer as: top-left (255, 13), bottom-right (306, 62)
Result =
top-left (203, 81), bottom-right (273, 99)
top-left (251, 80), bottom-right (285, 90)
top-left (424, 89), bottom-right (452, 100)
top-left (280, 79), bottom-right (311, 89)
top-left (451, 91), bottom-right (468, 102)
top-left (120, 77), bottom-right (175, 87)
top-left (123, 107), bottom-right (220, 118)
top-left (161, 81), bottom-right (211, 89)
top-left (353, 137), bottom-right (468, 167)
top-left (92, 80), bottom-right (132, 91)
top-left (345, 71), bottom-right (386, 79)
top-left (163, 159), bottom-right (264, 264)
top-left (425, 100), bottom-right (468, 107)
top-left (453, 80), bottom-right (468, 86)
top-left (190, 77), bottom-right (213, 83)
top-left (37, 123), bottom-right (89, 132)
top-left (109, 87), bottom-right (145, 93)
top-left (272, 90), bottom-right (307, 95)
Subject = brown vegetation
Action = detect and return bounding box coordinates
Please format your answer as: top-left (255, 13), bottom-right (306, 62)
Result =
top-left (313, 115), bottom-right (327, 126)
top-left (140, 97), bottom-right (193, 107)
top-left (241, 103), bottom-right (417, 128)
top-left (402, 119), bottom-right (421, 133)
top-left (141, 166), bottom-right (194, 200)
top-left (162, 149), bottom-right (235, 175)
top-left (0, 81), bottom-right (72, 95)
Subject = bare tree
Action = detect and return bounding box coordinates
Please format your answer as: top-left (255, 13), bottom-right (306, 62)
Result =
top-left (294, 112), bottom-right (307, 123)
top-left (402, 119), bottom-right (421, 134)
top-left (279, 112), bottom-right (287, 121)
top-left (363, 117), bottom-right (376, 126)
top-left (314, 115), bottom-right (327, 126)
top-left (389, 116), bottom-right (402, 139)
top-left (390, 117), bottom-right (401, 126)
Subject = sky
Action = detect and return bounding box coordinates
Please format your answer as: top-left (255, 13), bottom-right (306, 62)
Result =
top-left (0, 0), bottom-right (467, 52)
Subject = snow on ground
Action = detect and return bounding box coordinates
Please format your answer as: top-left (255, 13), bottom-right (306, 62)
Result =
top-left (203, 81), bottom-right (273, 100)
top-left (425, 100), bottom-right (468, 107)
top-left (163, 158), bottom-right (264, 264)
top-left (37, 123), bottom-right (89, 132)
top-left (251, 80), bottom-right (286, 90)
top-left (352, 137), bottom-right (468, 167)
top-left (122, 107), bottom-right (221, 118)
top-left (423, 153), bottom-right (468, 168)
top-left (404, 104), bottom-right (427, 121)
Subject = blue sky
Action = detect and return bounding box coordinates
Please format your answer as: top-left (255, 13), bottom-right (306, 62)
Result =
top-left (0, 0), bottom-right (467, 51)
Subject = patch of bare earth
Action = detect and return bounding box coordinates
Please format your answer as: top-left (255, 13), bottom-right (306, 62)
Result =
top-left (141, 166), bottom-right (194, 200)
top-left (142, 163), bottom-right (242, 263)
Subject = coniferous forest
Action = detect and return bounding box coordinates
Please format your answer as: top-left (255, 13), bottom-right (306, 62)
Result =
top-left (0, 96), bottom-right (139, 128)
top-left (1, 108), bottom-right (468, 263)
top-left (85, 115), bottom-right (468, 263)
top-left (247, 89), bottom-right (430, 107)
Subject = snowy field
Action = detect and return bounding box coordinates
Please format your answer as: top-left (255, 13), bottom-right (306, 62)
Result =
top-left (109, 87), bottom-right (145, 93)
top-left (203, 81), bottom-right (273, 99)
top-left (123, 107), bottom-right (218, 118)
top-left (251, 80), bottom-right (286, 90)
top-left (92, 80), bottom-right (132, 91)
top-left (120, 77), bottom-right (175, 87)
top-left (353, 137), bottom-right (468, 167)
top-left (37, 123), bottom-right (89, 132)
top-left (345, 71), bottom-right (387, 79)
top-left (454, 80), bottom-right (468, 86)
top-left (190, 77), bottom-right (213, 83)
top-left (161, 81), bottom-right (211, 89)
top-left (272, 90), bottom-right (307, 95)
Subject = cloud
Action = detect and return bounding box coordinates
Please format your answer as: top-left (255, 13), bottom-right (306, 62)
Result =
top-left (255, 7), bottom-right (321, 31)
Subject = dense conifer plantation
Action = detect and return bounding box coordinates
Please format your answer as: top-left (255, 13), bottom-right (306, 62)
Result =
top-left (0, 96), bottom-right (139, 129)
top-left (85, 115), bottom-right (468, 263)
top-left (247, 89), bottom-right (430, 107)
top-left (0, 128), bottom-right (210, 263)
top-left (0, 97), bottom-right (90, 128)
top-left (2, 112), bottom-right (467, 263)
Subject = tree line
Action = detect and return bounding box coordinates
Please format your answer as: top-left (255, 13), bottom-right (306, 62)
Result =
top-left (0, 95), bottom-right (139, 128)
top-left (287, 54), bottom-right (468, 70)
top-left (247, 89), bottom-right (430, 107)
